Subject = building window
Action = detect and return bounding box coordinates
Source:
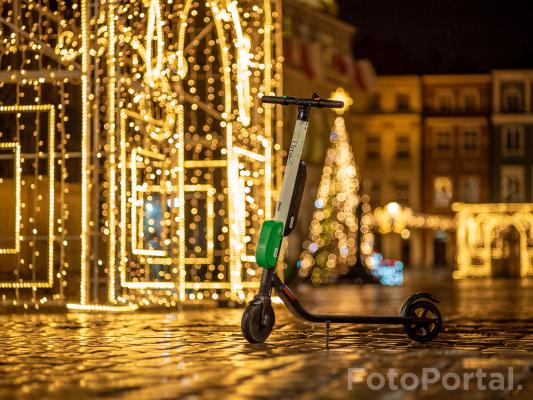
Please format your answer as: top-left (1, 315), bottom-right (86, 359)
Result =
top-left (460, 88), bottom-right (480, 112)
top-left (395, 135), bottom-right (410, 160)
top-left (365, 135), bottom-right (380, 160)
top-left (369, 93), bottom-right (381, 112)
top-left (435, 127), bottom-right (453, 154)
top-left (459, 176), bottom-right (480, 203)
top-left (502, 125), bottom-right (524, 157)
top-left (435, 89), bottom-right (454, 112)
top-left (461, 126), bottom-right (480, 154)
top-left (395, 181), bottom-right (410, 205)
top-left (433, 177), bottom-right (453, 208)
top-left (501, 165), bottom-right (525, 202)
top-left (502, 84), bottom-right (524, 112)
top-left (396, 94), bottom-right (410, 112)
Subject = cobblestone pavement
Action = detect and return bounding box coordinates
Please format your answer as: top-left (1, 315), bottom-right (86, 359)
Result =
top-left (1, 274), bottom-right (533, 400)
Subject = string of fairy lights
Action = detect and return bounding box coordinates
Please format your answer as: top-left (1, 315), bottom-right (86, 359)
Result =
top-left (1, 0), bottom-right (284, 309)
top-left (0, 0), bottom-right (79, 308)
top-left (453, 203), bottom-right (533, 279)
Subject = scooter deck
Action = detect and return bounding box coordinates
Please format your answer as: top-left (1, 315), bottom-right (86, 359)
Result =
top-left (272, 273), bottom-right (432, 326)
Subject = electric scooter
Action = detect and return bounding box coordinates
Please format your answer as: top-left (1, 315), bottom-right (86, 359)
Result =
top-left (241, 94), bottom-right (443, 345)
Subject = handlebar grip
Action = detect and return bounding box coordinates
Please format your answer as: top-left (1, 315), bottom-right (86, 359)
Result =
top-left (260, 95), bottom-right (345, 109)
top-left (261, 95), bottom-right (297, 105)
top-left (316, 100), bottom-right (344, 109)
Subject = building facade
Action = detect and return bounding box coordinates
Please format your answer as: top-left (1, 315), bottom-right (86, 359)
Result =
top-left (422, 75), bottom-right (491, 267)
top-left (491, 70), bottom-right (533, 202)
top-left (352, 76), bottom-right (423, 267)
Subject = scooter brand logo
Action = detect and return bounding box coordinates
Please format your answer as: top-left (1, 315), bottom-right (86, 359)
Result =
top-left (347, 368), bottom-right (523, 392)
top-left (286, 121), bottom-right (308, 165)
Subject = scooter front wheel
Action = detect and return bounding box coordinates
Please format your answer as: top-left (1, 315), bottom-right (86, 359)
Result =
top-left (241, 302), bottom-right (275, 343)
top-left (403, 300), bottom-right (442, 343)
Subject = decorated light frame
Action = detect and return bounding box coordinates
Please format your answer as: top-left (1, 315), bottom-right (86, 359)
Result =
top-left (453, 203), bottom-right (533, 278)
top-left (0, 0), bottom-right (85, 309)
top-left (100, 0), bottom-right (283, 307)
top-left (0, 0), bottom-right (282, 309)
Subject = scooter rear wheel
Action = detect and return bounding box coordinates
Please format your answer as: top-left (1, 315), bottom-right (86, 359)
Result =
top-left (241, 303), bottom-right (275, 343)
top-left (403, 300), bottom-right (442, 343)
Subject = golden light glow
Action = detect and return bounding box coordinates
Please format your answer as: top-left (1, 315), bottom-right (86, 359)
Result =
top-left (0, 142), bottom-right (21, 255)
top-left (66, 303), bottom-right (139, 313)
top-left (329, 87), bottom-right (353, 115)
top-left (299, 115), bottom-right (373, 285)
top-left (1, 0), bottom-right (281, 308)
top-left (108, 0), bottom-right (281, 306)
top-left (80, 0), bottom-right (90, 305)
top-left (374, 202), bottom-right (455, 234)
top-left (453, 203), bottom-right (533, 279)
top-left (0, 105), bottom-right (55, 289)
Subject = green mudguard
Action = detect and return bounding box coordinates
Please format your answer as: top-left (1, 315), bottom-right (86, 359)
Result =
top-left (255, 220), bottom-right (284, 269)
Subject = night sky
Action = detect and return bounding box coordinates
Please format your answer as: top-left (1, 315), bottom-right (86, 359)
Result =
top-left (337, 0), bottom-right (533, 75)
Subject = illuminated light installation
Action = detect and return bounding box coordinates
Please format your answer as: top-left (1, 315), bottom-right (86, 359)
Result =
top-left (100, 0), bottom-right (282, 307)
top-left (0, 0), bottom-right (282, 309)
top-left (299, 101), bottom-right (374, 285)
top-left (453, 203), bottom-right (533, 279)
top-left (0, 106), bottom-right (55, 289)
top-left (0, 0), bottom-right (84, 309)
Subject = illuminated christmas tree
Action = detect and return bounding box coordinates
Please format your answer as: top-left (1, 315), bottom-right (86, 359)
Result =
top-left (299, 110), bottom-right (373, 285)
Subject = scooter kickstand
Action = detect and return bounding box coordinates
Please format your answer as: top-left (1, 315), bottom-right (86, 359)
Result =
top-left (325, 320), bottom-right (331, 350)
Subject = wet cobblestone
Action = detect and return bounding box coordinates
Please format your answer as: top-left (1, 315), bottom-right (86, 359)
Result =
top-left (1, 275), bottom-right (533, 399)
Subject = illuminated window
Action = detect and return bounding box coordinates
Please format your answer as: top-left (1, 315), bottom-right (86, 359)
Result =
top-left (396, 94), bottom-right (410, 112)
top-left (460, 88), bottom-right (480, 112)
top-left (459, 175), bottom-right (480, 203)
top-left (461, 126), bottom-right (480, 154)
top-left (435, 127), bottom-right (453, 154)
top-left (501, 165), bottom-right (525, 202)
top-left (433, 177), bottom-right (453, 208)
top-left (395, 135), bottom-right (410, 159)
top-left (502, 84), bottom-right (524, 112)
top-left (435, 89), bottom-right (454, 112)
top-left (395, 181), bottom-right (409, 204)
top-left (502, 125), bottom-right (524, 157)
top-left (365, 135), bottom-right (380, 160)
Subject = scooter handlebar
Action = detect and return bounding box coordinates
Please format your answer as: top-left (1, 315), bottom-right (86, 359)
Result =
top-left (261, 95), bottom-right (344, 109)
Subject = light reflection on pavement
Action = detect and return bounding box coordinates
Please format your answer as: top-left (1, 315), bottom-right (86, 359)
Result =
top-left (1, 274), bottom-right (532, 399)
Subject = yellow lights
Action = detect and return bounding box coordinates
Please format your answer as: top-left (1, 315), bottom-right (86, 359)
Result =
top-left (453, 203), bottom-right (533, 279)
top-left (106, 0), bottom-right (281, 306)
top-left (130, 147), bottom-right (169, 258)
top-left (386, 201), bottom-right (401, 215)
top-left (0, 142), bottom-right (21, 255)
top-left (66, 303), bottom-right (139, 313)
top-left (374, 202), bottom-right (412, 234)
top-left (55, 31), bottom-right (79, 62)
top-left (80, 0), bottom-right (90, 306)
top-left (183, 184), bottom-right (216, 264)
top-left (329, 87), bottom-right (353, 115)
top-left (299, 116), bottom-right (372, 285)
top-left (107, 0), bottom-right (118, 303)
top-left (1, 0), bottom-right (281, 308)
top-left (0, 0), bottom-right (83, 307)
top-left (145, 0), bottom-right (165, 83)
top-left (374, 202), bottom-right (455, 234)
top-left (227, 0), bottom-right (252, 127)
top-left (0, 105), bottom-right (55, 289)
